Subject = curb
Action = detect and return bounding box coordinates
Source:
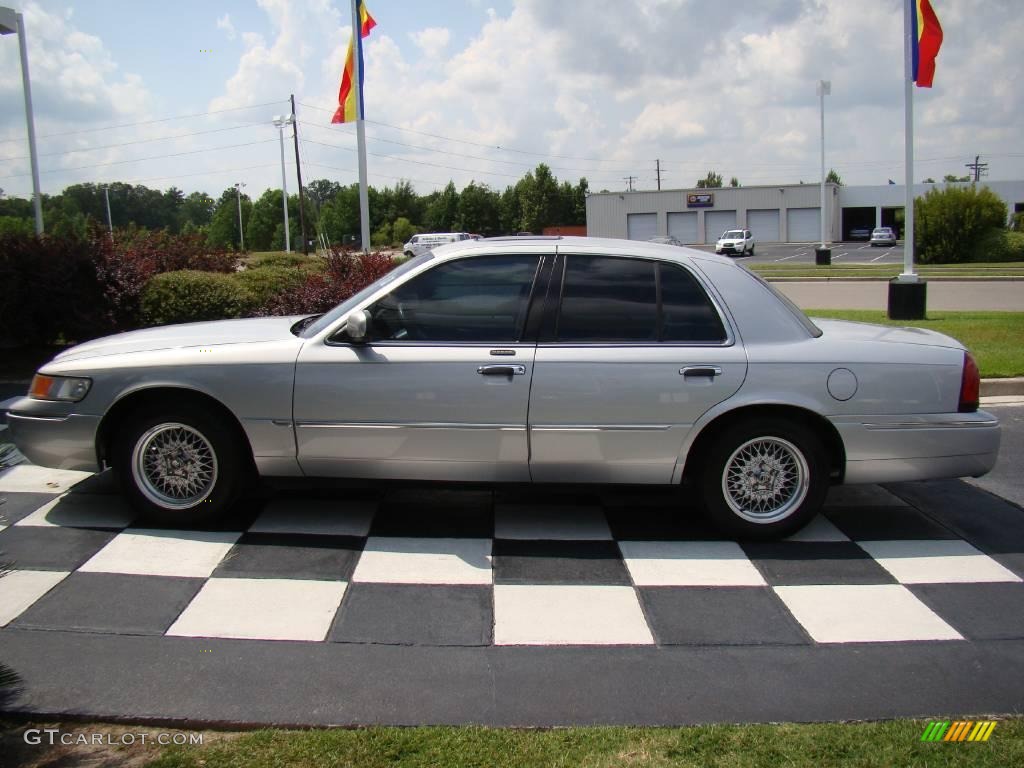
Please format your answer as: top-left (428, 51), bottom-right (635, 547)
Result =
top-left (765, 276), bottom-right (1024, 282)
top-left (982, 377), bottom-right (1024, 397)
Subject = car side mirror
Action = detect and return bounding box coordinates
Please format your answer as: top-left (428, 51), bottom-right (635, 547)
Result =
top-left (345, 309), bottom-right (372, 342)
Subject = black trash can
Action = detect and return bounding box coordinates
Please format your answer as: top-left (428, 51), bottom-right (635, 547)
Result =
top-left (887, 278), bottom-right (927, 320)
top-left (814, 247), bottom-right (831, 265)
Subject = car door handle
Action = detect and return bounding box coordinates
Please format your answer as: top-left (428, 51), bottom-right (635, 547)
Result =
top-left (680, 366), bottom-right (723, 378)
top-left (477, 364), bottom-right (526, 376)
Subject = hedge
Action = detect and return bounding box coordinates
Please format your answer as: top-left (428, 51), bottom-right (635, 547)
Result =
top-left (141, 270), bottom-right (255, 326)
top-left (234, 265), bottom-right (307, 306)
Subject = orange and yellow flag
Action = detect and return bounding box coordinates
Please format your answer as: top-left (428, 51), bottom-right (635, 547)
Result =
top-left (331, 1), bottom-right (376, 123)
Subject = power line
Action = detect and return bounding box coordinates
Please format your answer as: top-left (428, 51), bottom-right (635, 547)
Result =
top-left (0, 138), bottom-right (278, 180)
top-left (0, 100), bottom-right (288, 144)
top-left (0, 122), bottom-right (268, 162)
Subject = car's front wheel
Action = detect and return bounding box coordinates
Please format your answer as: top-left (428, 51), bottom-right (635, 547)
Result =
top-left (700, 418), bottom-right (828, 539)
top-left (113, 404), bottom-right (244, 526)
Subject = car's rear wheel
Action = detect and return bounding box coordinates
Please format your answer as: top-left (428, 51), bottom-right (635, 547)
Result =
top-left (113, 405), bottom-right (244, 527)
top-left (748, 244), bottom-right (755, 255)
top-left (700, 418), bottom-right (828, 539)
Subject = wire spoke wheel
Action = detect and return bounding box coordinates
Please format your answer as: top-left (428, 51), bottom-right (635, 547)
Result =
top-left (131, 422), bottom-right (219, 510)
top-left (721, 436), bottom-right (810, 524)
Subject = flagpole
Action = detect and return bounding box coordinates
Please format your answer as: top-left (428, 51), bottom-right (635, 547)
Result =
top-left (901, 0), bottom-right (916, 281)
top-left (350, 0), bottom-right (371, 253)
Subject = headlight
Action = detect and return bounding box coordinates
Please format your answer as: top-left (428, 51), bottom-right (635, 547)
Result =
top-left (29, 374), bottom-right (92, 402)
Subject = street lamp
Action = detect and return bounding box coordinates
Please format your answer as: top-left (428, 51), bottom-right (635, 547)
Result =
top-left (0, 6), bottom-right (43, 234)
top-left (272, 114), bottom-right (295, 253)
top-left (815, 79), bottom-right (831, 265)
top-left (102, 185), bottom-right (112, 234)
top-left (234, 182), bottom-right (246, 252)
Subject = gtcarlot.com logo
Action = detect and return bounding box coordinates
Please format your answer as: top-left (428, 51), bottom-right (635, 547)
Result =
top-left (920, 720), bottom-right (997, 742)
top-left (23, 728), bottom-right (203, 746)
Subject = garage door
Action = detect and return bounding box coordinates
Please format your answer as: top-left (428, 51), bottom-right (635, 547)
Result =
top-left (626, 213), bottom-right (658, 241)
top-left (667, 211), bottom-right (698, 243)
top-left (704, 210), bottom-right (737, 243)
top-left (747, 209), bottom-right (780, 242)
top-left (786, 207), bottom-right (820, 242)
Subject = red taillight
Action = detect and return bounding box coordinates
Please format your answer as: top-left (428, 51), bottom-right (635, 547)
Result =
top-left (958, 352), bottom-right (980, 413)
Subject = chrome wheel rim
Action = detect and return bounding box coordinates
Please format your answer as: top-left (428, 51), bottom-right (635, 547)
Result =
top-left (132, 423), bottom-right (218, 510)
top-left (722, 436), bottom-right (809, 524)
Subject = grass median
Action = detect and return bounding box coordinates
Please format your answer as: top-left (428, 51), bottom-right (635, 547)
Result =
top-left (806, 310), bottom-right (1024, 378)
top-left (753, 262), bottom-right (1024, 279)
top-left (104, 719), bottom-right (1022, 767)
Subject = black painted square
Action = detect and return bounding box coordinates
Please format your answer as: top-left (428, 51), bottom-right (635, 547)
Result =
top-left (909, 582), bottom-right (1024, 640)
top-left (742, 541), bottom-right (897, 585)
top-left (493, 540), bottom-right (631, 585)
top-left (826, 505), bottom-right (957, 541)
top-left (0, 492), bottom-right (55, 526)
top-left (213, 533), bottom-right (364, 581)
top-left (0, 526), bottom-right (117, 571)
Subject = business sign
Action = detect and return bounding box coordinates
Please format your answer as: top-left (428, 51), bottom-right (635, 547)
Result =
top-left (687, 193), bottom-right (714, 208)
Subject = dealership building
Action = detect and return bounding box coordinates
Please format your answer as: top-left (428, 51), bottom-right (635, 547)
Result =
top-left (585, 181), bottom-right (1024, 244)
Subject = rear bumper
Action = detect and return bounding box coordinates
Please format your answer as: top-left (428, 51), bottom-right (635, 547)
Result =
top-left (832, 411), bottom-right (1000, 484)
top-left (6, 408), bottom-right (102, 472)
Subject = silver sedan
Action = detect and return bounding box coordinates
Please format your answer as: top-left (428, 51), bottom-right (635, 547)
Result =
top-left (7, 237), bottom-right (999, 538)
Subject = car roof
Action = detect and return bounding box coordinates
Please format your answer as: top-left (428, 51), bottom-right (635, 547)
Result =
top-left (429, 235), bottom-right (737, 266)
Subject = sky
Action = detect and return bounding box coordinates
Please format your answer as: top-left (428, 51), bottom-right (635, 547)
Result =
top-left (0, 0), bottom-right (1022, 203)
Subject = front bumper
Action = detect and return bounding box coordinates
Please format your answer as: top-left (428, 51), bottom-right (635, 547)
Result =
top-left (832, 410), bottom-right (1000, 484)
top-left (6, 400), bottom-right (102, 472)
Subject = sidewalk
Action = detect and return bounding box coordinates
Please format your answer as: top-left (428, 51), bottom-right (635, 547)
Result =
top-left (775, 280), bottom-right (1024, 311)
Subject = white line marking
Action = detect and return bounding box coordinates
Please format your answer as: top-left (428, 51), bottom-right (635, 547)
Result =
top-left (774, 255), bottom-right (796, 262)
top-left (870, 250), bottom-right (889, 262)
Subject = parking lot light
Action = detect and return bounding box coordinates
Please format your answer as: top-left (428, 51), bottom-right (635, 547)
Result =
top-left (0, 6), bottom-right (44, 234)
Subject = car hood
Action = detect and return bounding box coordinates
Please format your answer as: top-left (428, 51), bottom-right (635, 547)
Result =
top-left (718, 238), bottom-right (742, 244)
top-left (810, 318), bottom-right (965, 350)
top-left (52, 316), bottom-right (307, 363)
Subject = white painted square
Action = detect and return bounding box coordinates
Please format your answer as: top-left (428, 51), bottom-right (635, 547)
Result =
top-left (249, 498), bottom-right (375, 537)
top-left (352, 537), bottom-right (492, 585)
top-left (858, 540), bottom-right (1022, 584)
top-left (79, 529), bottom-right (240, 578)
top-left (15, 493), bottom-right (135, 529)
top-left (825, 485), bottom-right (909, 507)
top-left (775, 584), bottom-right (963, 643)
top-left (0, 570), bottom-right (69, 626)
top-left (619, 540), bottom-right (766, 586)
top-left (494, 584), bottom-right (654, 645)
top-left (494, 504), bottom-right (611, 540)
top-left (785, 516), bottom-right (850, 543)
top-left (167, 578), bottom-right (346, 641)
top-left (0, 465), bottom-right (92, 494)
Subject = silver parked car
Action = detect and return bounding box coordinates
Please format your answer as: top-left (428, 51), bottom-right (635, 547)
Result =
top-left (7, 237), bottom-right (999, 538)
top-left (870, 227), bottom-right (897, 246)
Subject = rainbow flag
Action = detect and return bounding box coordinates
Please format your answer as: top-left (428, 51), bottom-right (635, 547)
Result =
top-left (912, 0), bottom-right (943, 87)
top-left (331, 1), bottom-right (376, 124)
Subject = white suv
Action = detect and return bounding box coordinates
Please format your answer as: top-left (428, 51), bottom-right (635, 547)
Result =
top-left (715, 229), bottom-right (754, 256)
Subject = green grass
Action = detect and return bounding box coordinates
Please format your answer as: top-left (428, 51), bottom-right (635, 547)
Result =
top-left (133, 720), bottom-right (1024, 768)
top-left (807, 310), bottom-right (1024, 378)
top-left (754, 262), bottom-right (1024, 279)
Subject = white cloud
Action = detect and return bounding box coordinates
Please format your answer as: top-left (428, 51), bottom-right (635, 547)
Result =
top-left (216, 13), bottom-right (237, 41)
top-left (409, 27), bottom-right (451, 60)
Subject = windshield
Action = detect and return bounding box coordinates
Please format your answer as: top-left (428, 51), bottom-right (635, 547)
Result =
top-left (723, 230), bottom-right (744, 239)
top-left (300, 252), bottom-right (434, 338)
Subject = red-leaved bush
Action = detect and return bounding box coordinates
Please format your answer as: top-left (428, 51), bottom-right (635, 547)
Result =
top-left (257, 249), bottom-right (396, 316)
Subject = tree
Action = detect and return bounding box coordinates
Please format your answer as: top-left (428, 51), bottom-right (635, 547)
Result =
top-left (456, 182), bottom-right (501, 235)
top-left (392, 217), bottom-right (417, 245)
top-left (246, 189), bottom-right (285, 251)
top-left (180, 191), bottom-right (215, 231)
top-left (923, 177), bottom-right (936, 184)
top-left (943, 174), bottom-right (971, 183)
top-left (517, 164), bottom-right (560, 233)
top-left (318, 184), bottom-right (360, 245)
top-left (915, 184), bottom-right (1007, 263)
top-left (696, 171), bottom-right (723, 189)
top-left (729, 177), bottom-right (740, 187)
top-left (423, 181), bottom-right (459, 232)
top-left (207, 186), bottom-right (251, 250)
top-left (825, 169), bottom-right (843, 185)
top-left (306, 178), bottom-right (342, 209)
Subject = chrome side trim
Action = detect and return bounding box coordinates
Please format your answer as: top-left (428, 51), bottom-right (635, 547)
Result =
top-left (295, 422), bottom-right (525, 430)
top-left (531, 424), bottom-right (674, 431)
top-left (863, 419), bottom-right (999, 430)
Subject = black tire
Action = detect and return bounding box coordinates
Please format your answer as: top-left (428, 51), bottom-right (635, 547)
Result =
top-left (700, 418), bottom-right (828, 539)
top-left (112, 403), bottom-right (245, 527)
top-left (748, 244), bottom-right (755, 256)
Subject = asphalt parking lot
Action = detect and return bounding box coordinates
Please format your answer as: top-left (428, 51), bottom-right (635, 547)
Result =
top-left (2, 457), bottom-right (1024, 726)
top-left (688, 241), bottom-right (905, 265)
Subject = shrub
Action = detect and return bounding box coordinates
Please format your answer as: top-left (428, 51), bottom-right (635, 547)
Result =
top-left (258, 249), bottom-right (396, 316)
top-left (914, 185), bottom-right (1008, 264)
top-left (246, 252), bottom-right (309, 270)
top-left (234, 266), bottom-right (307, 306)
top-left (141, 270), bottom-right (254, 327)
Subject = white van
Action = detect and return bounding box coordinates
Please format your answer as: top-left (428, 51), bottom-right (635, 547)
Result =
top-left (403, 232), bottom-right (471, 257)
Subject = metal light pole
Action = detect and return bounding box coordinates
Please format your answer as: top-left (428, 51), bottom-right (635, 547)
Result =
top-left (0, 6), bottom-right (43, 234)
top-left (272, 114), bottom-right (294, 253)
top-left (234, 182), bottom-right (246, 251)
top-left (814, 79), bottom-right (831, 265)
top-left (103, 185), bottom-right (112, 234)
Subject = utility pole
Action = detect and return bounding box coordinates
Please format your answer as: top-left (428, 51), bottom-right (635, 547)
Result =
top-left (965, 154), bottom-right (987, 183)
top-left (655, 160), bottom-right (661, 191)
top-left (102, 185), bottom-right (112, 234)
top-left (234, 182), bottom-right (246, 251)
top-left (272, 114), bottom-right (294, 252)
top-left (623, 176), bottom-right (637, 192)
top-left (289, 94), bottom-right (308, 254)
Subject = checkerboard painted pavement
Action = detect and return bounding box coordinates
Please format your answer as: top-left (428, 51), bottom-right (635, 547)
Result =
top-left (2, 464), bottom-right (1023, 648)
